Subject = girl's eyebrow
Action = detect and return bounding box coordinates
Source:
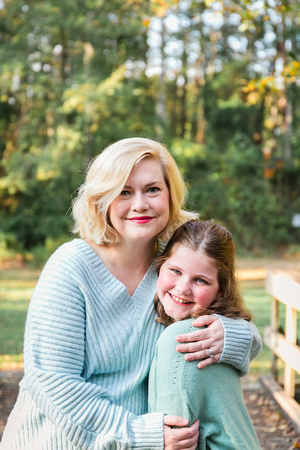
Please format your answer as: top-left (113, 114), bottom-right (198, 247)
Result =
top-left (166, 261), bottom-right (215, 282)
top-left (195, 274), bottom-right (214, 282)
top-left (165, 261), bottom-right (182, 270)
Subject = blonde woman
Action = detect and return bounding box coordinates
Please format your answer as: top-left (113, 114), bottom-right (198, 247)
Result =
top-left (1, 138), bottom-right (261, 449)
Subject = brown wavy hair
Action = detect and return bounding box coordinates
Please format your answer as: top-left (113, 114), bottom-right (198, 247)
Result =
top-left (154, 219), bottom-right (252, 326)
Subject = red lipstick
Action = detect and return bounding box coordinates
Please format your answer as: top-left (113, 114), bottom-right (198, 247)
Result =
top-left (129, 216), bottom-right (153, 224)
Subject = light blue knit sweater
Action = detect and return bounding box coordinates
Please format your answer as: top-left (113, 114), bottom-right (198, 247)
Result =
top-left (1, 239), bottom-right (262, 449)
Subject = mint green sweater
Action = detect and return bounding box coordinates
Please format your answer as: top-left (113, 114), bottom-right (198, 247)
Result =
top-left (1, 239), bottom-right (261, 449)
top-left (149, 320), bottom-right (261, 450)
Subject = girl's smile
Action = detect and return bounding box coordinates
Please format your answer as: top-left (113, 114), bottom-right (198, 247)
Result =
top-left (156, 244), bottom-right (222, 321)
top-left (168, 292), bottom-right (192, 304)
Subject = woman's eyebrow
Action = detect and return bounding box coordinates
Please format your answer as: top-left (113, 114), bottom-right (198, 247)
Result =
top-left (123, 181), bottom-right (163, 189)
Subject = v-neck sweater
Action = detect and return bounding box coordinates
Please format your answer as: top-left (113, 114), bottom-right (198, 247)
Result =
top-left (1, 239), bottom-right (261, 449)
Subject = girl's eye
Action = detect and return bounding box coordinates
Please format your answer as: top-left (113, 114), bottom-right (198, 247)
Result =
top-left (120, 190), bottom-right (130, 196)
top-left (171, 268), bottom-right (181, 275)
top-left (196, 278), bottom-right (208, 284)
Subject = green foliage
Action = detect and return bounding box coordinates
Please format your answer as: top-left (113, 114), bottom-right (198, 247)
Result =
top-left (208, 103), bottom-right (261, 144)
top-left (174, 134), bottom-right (296, 250)
top-left (0, 0), bottom-right (299, 253)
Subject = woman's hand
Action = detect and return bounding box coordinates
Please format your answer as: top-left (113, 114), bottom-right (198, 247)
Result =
top-left (176, 315), bottom-right (224, 369)
top-left (164, 416), bottom-right (199, 450)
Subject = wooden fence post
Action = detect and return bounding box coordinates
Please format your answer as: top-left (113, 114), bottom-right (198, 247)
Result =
top-left (284, 305), bottom-right (297, 397)
top-left (262, 265), bottom-right (300, 433)
top-left (271, 297), bottom-right (279, 379)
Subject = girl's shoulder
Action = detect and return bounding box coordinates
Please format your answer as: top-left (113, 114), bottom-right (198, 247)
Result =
top-left (158, 319), bottom-right (202, 345)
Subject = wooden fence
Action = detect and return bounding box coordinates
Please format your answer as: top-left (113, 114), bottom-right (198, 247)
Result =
top-left (262, 266), bottom-right (300, 433)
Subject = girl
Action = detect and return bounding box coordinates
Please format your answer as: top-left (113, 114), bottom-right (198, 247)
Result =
top-left (149, 219), bottom-right (261, 449)
top-left (2, 139), bottom-right (261, 449)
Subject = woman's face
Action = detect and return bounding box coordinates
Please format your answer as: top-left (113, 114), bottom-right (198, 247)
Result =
top-left (109, 158), bottom-right (170, 244)
top-left (156, 244), bottom-right (221, 321)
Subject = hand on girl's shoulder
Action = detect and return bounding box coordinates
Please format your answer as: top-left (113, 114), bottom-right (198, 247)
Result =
top-left (161, 319), bottom-right (205, 337)
top-left (157, 319), bottom-right (205, 348)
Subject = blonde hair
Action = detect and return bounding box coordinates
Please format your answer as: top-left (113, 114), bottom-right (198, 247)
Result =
top-left (154, 219), bottom-right (252, 326)
top-left (72, 137), bottom-right (197, 244)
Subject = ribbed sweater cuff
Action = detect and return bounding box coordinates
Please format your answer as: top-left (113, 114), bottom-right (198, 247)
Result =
top-left (130, 412), bottom-right (164, 448)
top-left (214, 314), bottom-right (252, 377)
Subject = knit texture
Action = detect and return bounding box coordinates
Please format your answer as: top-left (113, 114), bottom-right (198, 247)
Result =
top-left (1, 239), bottom-right (165, 449)
top-left (1, 239), bottom-right (261, 449)
top-left (148, 319), bottom-right (261, 450)
top-left (216, 314), bottom-right (262, 376)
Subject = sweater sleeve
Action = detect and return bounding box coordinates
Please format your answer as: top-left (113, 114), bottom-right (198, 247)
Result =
top-left (214, 315), bottom-right (262, 376)
top-left (23, 246), bottom-right (164, 449)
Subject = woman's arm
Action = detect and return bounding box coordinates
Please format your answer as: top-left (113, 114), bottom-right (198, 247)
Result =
top-left (215, 314), bottom-right (262, 375)
top-left (175, 315), bottom-right (262, 376)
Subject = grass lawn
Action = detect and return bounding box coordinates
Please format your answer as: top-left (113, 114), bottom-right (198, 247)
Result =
top-left (0, 267), bottom-right (281, 380)
top-left (241, 280), bottom-right (273, 381)
top-left (0, 269), bottom-right (41, 369)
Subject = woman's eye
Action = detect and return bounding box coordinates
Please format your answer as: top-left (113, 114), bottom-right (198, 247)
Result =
top-left (148, 187), bottom-right (160, 193)
top-left (171, 268), bottom-right (181, 275)
top-left (120, 190), bottom-right (130, 196)
top-left (196, 278), bottom-right (207, 284)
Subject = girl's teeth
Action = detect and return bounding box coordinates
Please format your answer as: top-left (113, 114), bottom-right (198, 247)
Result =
top-left (170, 293), bottom-right (191, 304)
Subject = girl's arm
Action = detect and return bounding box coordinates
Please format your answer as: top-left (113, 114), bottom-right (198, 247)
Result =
top-left (175, 315), bottom-right (262, 376)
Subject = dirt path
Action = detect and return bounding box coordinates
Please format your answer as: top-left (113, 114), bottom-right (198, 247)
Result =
top-left (243, 383), bottom-right (299, 449)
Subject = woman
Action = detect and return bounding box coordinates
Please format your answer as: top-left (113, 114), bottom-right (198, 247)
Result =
top-left (1, 138), bottom-right (261, 449)
top-left (149, 219), bottom-right (261, 449)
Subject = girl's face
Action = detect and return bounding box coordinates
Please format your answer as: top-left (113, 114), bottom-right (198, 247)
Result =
top-left (156, 244), bottom-right (222, 321)
top-left (109, 158), bottom-right (170, 245)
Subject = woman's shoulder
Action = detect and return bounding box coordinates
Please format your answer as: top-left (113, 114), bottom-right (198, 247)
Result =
top-left (48, 239), bottom-right (92, 261)
top-left (157, 239), bottom-right (168, 256)
top-left (43, 239), bottom-right (99, 275)
top-left (157, 319), bottom-right (197, 345)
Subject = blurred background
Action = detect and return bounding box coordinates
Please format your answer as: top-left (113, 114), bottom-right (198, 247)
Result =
top-left (0, 0), bottom-right (300, 261)
top-left (0, 0), bottom-right (299, 376)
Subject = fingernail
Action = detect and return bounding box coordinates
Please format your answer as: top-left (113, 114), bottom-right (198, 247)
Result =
top-left (185, 355), bottom-right (191, 361)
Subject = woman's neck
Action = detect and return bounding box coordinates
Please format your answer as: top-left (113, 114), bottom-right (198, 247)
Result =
top-left (87, 238), bottom-right (157, 296)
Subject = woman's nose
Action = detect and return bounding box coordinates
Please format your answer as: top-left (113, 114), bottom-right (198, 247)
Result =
top-left (131, 193), bottom-right (149, 211)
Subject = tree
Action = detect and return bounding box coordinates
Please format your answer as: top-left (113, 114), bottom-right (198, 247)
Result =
top-left (0, 0), bottom-right (299, 253)
top-left (0, 0), bottom-right (152, 248)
